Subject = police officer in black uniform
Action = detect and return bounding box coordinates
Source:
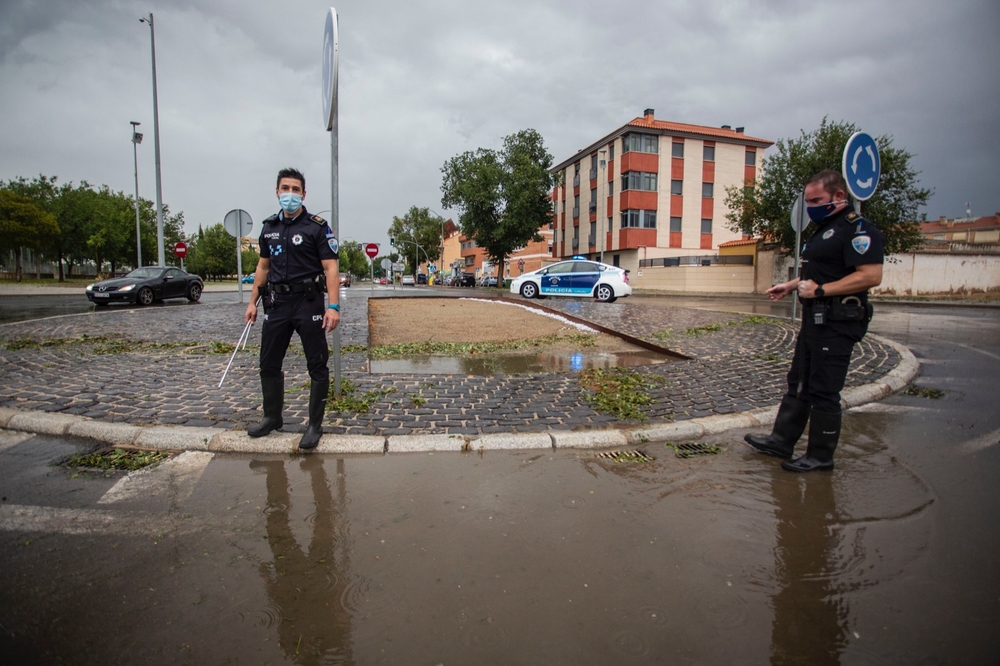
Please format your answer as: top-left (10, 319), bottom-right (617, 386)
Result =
top-left (745, 169), bottom-right (884, 472)
top-left (245, 168), bottom-right (340, 450)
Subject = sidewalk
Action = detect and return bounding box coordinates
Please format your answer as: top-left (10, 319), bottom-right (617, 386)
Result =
top-left (0, 295), bottom-right (919, 453)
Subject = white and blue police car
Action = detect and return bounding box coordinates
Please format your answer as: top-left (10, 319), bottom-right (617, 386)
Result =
top-left (509, 259), bottom-right (631, 303)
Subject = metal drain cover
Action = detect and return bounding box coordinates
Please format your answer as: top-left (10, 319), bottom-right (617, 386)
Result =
top-left (672, 442), bottom-right (721, 458)
top-left (597, 450), bottom-right (652, 463)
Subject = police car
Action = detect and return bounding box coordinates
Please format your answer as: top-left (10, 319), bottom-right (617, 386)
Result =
top-left (509, 259), bottom-right (631, 303)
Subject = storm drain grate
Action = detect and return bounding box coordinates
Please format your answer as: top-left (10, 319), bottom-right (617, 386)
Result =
top-left (671, 442), bottom-right (721, 459)
top-left (597, 450), bottom-right (652, 464)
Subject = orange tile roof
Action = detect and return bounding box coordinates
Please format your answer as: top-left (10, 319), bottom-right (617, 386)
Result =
top-left (625, 117), bottom-right (773, 145)
top-left (919, 216), bottom-right (1000, 233)
top-left (718, 238), bottom-right (760, 247)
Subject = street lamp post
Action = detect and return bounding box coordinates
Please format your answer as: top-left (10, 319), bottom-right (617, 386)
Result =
top-left (130, 122), bottom-right (143, 268)
top-left (139, 13), bottom-right (165, 267)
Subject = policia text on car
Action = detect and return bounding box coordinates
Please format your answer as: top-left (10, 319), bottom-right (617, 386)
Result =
top-left (244, 168), bottom-right (341, 450)
top-left (744, 169), bottom-right (885, 472)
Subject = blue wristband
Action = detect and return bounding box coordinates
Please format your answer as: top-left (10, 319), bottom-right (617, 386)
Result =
top-left (327, 303), bottom-right (340, 311)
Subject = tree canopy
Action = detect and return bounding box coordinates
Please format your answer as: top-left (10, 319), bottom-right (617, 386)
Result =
top-left (440, 129), bottom-right (554, 275)
top-left (0, 189), bottom-right (59, 280)
top-left (724, 118), bottom-right (930, 255)
top-left (387, 206), bottom-right (445, 274)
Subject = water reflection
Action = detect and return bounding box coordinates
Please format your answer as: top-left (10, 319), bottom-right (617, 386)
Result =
top-left (370, 349), bottom-right (672, 375)
top-left (253, 457), bottom-right (354, 665)
top-left (770, 474), bottom-right (848, 665)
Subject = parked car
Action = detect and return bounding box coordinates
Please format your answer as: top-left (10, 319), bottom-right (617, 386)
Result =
top-left (456, 273), bottom-right (476, 287)
top-left (241, 274), bottom-right (255, 284)
top-left (509, 260), bottom-right (631, 303)
top-left (416, 273), bottom-right (427, 285)
top-left (86, 267), bottom-right (204, 306)
top-left (401, 275), bottom-right (415, 286)
top-left (483, 275), bottom-right (499, 287)
top-left (339, 272), bottom-right (352, 288)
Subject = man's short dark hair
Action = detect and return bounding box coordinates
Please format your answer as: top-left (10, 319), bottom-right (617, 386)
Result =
top-left (807, 169), bottom-right (848, 197)
top-left (276, 167), bottom-right (306, 191)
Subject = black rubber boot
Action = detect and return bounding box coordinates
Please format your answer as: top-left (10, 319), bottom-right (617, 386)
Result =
top-left (744, 395), bottom-right (811, 459)
top-left (248, 375), bottom-right (284, 438)
top-left (782, 409), bottom-right (841, 473)
top-left (298, 380), bottom-right (329, 450)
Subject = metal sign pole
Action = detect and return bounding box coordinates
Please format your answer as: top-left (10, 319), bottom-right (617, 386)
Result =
top-left (236, 210), bottom-right (244, 303)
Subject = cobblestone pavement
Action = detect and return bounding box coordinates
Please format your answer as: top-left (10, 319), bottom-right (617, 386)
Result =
top-left (0, 294), bottom-right (900, 436)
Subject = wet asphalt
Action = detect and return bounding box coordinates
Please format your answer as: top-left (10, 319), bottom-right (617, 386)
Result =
top-left (0, 290), bottom-right (998, 663)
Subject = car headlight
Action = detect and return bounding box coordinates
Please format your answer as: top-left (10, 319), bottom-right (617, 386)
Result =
top-left (86, 284), bottom-right (94, 291)
top-left (119, 284), bottom-right (135, 292)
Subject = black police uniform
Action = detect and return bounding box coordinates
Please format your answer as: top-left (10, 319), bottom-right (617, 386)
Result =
top-left (745, 205), bottom-right (884, 472)
top-left (790, 207), bottom-right (885, 413)
top-left (257, 206), bottom-right (339, 383)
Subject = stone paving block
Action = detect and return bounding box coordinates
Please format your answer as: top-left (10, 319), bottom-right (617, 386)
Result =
top-left (210, 430), bottom-right (299, 453)
top-left (136, 425), bottom-right (225, 451)
top-left (388, 434), bottom-right (468, 453)
top-left (315, 435), bottom-right (386, 454)
top-left (67, 420), bottom-right (142, 447)
top-left (8, 411), bottom-right (83, 436)
top-left (474, 432), bottom-right (552, 451)
top-left (0, 407), bottom-right (19, 428)
top-left (551, 429), bottom-right (629, 450)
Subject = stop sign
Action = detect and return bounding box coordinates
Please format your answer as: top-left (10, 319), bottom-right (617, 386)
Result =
top-left (174, 241), bottom-right (188, 258)
top-left (364, 243), bottom-right (379, 258)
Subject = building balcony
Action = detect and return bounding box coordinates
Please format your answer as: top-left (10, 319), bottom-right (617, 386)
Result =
top-left (617, 227), bottom-right (657, 250)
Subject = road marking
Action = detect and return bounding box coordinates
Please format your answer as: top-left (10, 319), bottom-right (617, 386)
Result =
top-left (0, 504), bottom-right (180, 536)
top-left (961, 428), bottom-right (1000, 454)
top-left (98, 450), bottom-right (214, 505)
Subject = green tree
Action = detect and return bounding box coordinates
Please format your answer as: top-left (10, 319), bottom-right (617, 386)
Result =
top-left (724, 118), bottom-right (930, 255)
top-left (337, 240), bottom-right (368, 277)
top-left (0, 189), bottom-right (60, 281)
top-left (187, 223), bottom-right (237, 280)
top-left (440, 128), bottom-right (554, 278)
top-left (387, 207), bottom-right (443, 274)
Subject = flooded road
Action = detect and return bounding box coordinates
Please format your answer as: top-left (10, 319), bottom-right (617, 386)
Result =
top-left (1, 301), bottom-right (998, 664)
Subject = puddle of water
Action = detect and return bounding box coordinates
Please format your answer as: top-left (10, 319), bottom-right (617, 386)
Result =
top-left (369, 349), bottom-right (674, 375)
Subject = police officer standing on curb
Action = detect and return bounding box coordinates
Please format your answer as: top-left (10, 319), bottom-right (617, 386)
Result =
top-left (245, 168), bottom-right (340, 450)
top-left (744, 169), bottom-right (884, 472)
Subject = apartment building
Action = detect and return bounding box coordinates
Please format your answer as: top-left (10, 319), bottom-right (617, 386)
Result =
top-left (550, 109), bottom-right (773, 273)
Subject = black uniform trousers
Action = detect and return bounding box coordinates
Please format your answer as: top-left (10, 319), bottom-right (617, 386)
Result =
top-left (785, 306), bottom-right (867, 414)
top-left (259, 293), bottom-right (329, 383)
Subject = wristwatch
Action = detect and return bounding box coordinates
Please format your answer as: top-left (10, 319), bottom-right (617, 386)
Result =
top-left (815, 285), bottom-right (825, 298)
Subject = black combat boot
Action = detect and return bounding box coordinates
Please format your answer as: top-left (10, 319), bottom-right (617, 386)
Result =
top-left (298, 380), bottom-right (329, 450)
top-left (781, 409), bottom-right (841, 473)
top-left (248, 375), bottom-right (284, 438)
top-left (744, 395), bottom-right (811, 459)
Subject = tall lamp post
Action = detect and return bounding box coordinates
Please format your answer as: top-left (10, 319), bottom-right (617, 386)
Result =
top-left (139, 13), bottom-right (165, 267)
top-left (130, 122), bottom-right (144, 268)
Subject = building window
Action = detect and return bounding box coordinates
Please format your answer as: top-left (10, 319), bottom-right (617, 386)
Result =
top-left (573, 193), bottom-right (580, 218)
top-left (548, 243), bottom-right (553, 253)
top-left (670, 180), bottom-right (683, 196)
top-left (702, 182), bottom-right (714, 198)
top-left (670, 216), bottom-right (682, 233)
top-left (589, 220), bottom-right (596, 240)
top-left (703, 145), bottom-right (715, 161)
top-left (671, 141), bottom-right (684, 158)
top-left (620, 209), bottom-right (657, 229)
top-left (608, 216), bottom-right (613, 232)
top-left (573, 225), bottom-right (579, 240)
top-left (574, 162), bottom-right (580, 174)
top-left (745, 150), bottom-right (756, 166)
top-left (609, 143), bottom-right (615, 161)
top-left (623, 133), bottom-right (658, 154)
top-left (701, 218), bottom-right (712, 234)
top-left (621, 171), bottom-right (658, 192)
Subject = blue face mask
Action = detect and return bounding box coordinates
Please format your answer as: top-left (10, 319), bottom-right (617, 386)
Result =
top-left (806, 200), bottom-right (846, 222)
top-left (278, 192), bottom-right (302, 214)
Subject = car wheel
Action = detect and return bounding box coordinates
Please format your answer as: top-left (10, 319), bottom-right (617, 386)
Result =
top-left (187, 283), bottom-right (202, 302)
top-left (136, 287), bottom-right (154, 306)
top-left (595, 284), bottom-right (616, 303)
top-left (520, 282), bottom-right (538, 299)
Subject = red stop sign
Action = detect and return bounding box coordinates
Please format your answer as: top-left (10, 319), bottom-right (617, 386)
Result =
top-left (364, 243), bottom-right (379, 259)
top-left (174, 241), bottom-right (188, 258)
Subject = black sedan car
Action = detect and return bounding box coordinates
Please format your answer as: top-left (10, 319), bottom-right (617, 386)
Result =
top-left (86, 267), bottom-right (203, 306)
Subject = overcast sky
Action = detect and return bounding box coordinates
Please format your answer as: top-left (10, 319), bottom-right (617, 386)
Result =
top-left (2, 0), bottom-right (998, 253)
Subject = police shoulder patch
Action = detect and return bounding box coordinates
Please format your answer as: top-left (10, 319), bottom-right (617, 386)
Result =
top-left (851, 235), bottom-right (871, 254)
top-left (326, 235), bottom-right (339, 253)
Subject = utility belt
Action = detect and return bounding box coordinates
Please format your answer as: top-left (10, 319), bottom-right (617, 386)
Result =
top-left (265, 276), bottom-right (325, 299)
top-left (805, 296), bottom-right (873, 325)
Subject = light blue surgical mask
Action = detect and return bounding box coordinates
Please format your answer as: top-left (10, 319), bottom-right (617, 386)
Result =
top-left (278, 192), bottom-right (302, 214)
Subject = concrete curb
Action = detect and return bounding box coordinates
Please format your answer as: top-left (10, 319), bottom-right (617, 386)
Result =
top-left (0, 335), bottom-right (920, 454)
